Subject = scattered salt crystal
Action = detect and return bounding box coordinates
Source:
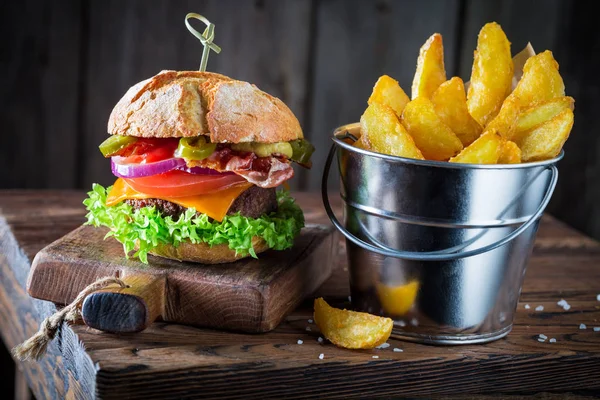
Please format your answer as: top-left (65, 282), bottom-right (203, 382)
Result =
top-left (318, 353), bottom-right (324, 360)
top-left (597, 294), bottom-right (600, 301)
top-left (579, 323), bottom-right (587, 330)
top-left (549, 338), bottom-right (557, 343)
top-left (297, 340), bottom-right (303, 345)
top-left (537, 338), bottom-right (546, 342)
top-left (563, 304), bottom-right (571, 311)
top-left (317, 337), bottom-right (324, 343)
top-left (535, 305), bottom-right (544, 311)
top-left (376, 343), bottom-right (390, 349)
top-left (557, 299), bottom-right (567, 307)
top-left (348, 296), bottom-right (352, 302)
top-left (393, 348), bottom-right (403, 352)
top-left (308, 319), bottom-right (313, 324)
top-left (305, 326), bottom-right (311, 332)
top-left (398, 320), bottom-right (407, 327)
top-left (539, 334), bottom-right (547, 340)
top-left (372, 355), bottom-right (379, 359)
top-left (593, 327), bottom-right (600, 332)
top-left (410, 318), bottom-right (419, 327)
top-left (524, 304), bottom-right (531, 309)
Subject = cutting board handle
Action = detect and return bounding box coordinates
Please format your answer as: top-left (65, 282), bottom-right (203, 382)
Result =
top-left (81, 274), bottom-right (164, 333)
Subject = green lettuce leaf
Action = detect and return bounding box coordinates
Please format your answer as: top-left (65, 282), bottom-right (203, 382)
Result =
top-left (83, 184), bottom-right (304, 264)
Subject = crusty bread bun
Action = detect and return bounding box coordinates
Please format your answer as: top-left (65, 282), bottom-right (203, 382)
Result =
top-left (108, 70), bottom-right (303, 143)
top-left (147, 237), bottom-right (269, 264)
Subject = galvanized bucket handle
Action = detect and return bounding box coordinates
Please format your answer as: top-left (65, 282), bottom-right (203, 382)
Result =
top-left (322, 141), bottom-right (559, 261)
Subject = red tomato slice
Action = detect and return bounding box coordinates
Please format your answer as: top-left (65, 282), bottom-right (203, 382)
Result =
top-left (118, 138), bottom-right (179, 164)
top-left (123, 170), bottom-right (248, 197)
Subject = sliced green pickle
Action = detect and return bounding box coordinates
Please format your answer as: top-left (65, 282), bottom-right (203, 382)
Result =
top-left (174, 137), bottom-right (217, 161)
top-left (231, 142), bottom-right (293, 158)
top-left (289, 139), bottom-right (315, 166)
top-left (99, 135), bottom-right (138, 157)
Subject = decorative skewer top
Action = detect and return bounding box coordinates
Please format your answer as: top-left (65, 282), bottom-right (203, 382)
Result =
top-left (185, 13), bottom-right (221, 72)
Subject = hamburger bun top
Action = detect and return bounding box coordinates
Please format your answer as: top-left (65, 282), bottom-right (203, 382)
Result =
top-left (108, 70), bottom-right (303, 144)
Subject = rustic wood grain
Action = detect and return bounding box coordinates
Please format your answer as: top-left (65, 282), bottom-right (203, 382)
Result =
top-left (28, 223), bottom-right (335, 333)
top-left (1, 191), bottom-right (600, 399)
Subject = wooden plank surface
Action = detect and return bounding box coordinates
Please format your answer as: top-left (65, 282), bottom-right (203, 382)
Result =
top-left (28, 224), bottom-right (334, 333)
top-left (1, 191), bottom-right (599, 399)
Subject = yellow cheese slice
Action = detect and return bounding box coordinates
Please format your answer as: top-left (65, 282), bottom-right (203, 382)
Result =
top-left (106, 178), bottom-right (253, 221)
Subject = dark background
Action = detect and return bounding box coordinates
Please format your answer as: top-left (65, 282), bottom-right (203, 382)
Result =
top-left (1, 0), bottom-right (599, 396)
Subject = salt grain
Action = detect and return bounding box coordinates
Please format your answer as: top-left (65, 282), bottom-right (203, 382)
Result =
top-left (563, 304), bottom-right (571, 311)
top-left (524, 304), bottom-right (531, 309)
top-left (410, 318), bottom-right (419, 327)
top-left (308, 319), bottom-right (313, 324)
top-left (539, 334), bottom-right (548, 340)
top-left (297, 340), bottom-right (303, 345)
top-left (549, 338), bottom-right (557, 343)
top-left (597, 294), bottom-right (600, 301)
top-left (376, 343), bottom-right (390, 349)
top-left (579, 323), bottom-right (587, 330)
top-left (537, 338), bottom-right (546, 342)
top-left (372, 355), bottom-right (379, 359)
top-left (393, 348), bottom-right (403, 352)
top-left (317, 337), bottom-right (324, 343)
top-left (535, 305), bottom-right (544, 311)
top-left (557, 299), bottom-right (567, 306)
top-left (318, 353), bottom-right (324, 360)
top-left (305, 326), bottom-right (311, 332)
top-left (593, 327), bottom-right (600, 332)
top-left (348, 296), bottom-right (352, 302)
top-left (398, 320), bottom-right (407, 327)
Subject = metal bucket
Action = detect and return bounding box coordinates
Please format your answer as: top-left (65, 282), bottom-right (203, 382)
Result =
top-left (322, 123), bottom-right (561, 344)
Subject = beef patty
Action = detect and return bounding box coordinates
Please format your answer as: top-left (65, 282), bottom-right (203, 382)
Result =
top-left (124, 185), bottom-right (277, 219)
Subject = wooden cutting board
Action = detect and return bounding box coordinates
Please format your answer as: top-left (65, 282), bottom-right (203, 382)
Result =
top-left (27, 224), bottom-right (335, 333)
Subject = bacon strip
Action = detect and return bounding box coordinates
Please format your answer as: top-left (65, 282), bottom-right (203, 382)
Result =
top-left (188, 147), bottom-right (294, 188)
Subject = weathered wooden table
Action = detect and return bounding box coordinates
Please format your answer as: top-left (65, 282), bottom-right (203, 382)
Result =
top-left (1, 191), bottom-right (599, 399)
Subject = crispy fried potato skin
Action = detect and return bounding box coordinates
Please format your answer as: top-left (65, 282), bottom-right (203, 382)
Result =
top-left (517, 108), bottom-right (573, 161)
top-left (313, 298), bottom-right (393, 349)
top-left (432, 77), bottom-right (482, 146)
top-left (509, 96), bottom-right (574, 142)
top-left (401, 97), bottom-right (463, 161)
top-left (368, 75), bottom-right (410, 117)
top-left (467, 22), bottom-right (513, 126)
top-left (449, 130), bottom-right (503, 164)
top-left (498, 140), bottom-right (522, 164)
top-left (360, 103), bottom-right (424, 159)
top-left (411, 33), bottom-right (446, 100)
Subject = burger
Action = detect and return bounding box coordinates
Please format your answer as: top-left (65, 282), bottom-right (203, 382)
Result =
top-left (84, 70), bottom-right (314, 264)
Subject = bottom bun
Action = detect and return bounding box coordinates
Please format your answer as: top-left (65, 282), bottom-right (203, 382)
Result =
top-left (147, 237), bottom-right (269, 264)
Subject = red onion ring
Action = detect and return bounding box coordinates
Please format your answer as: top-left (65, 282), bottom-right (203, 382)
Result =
top-left (111, 157), bottom-right (186, 178)
top-left (111, 157), bottom-right (232, 178)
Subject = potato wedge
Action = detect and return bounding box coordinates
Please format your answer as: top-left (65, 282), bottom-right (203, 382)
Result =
top-left (401, 97), bottom-right (463, 160)
top-left (449, 130), bottom-right (503, 164)
top-left (376, 281), bottom-right (419, 316)
top-left (368, 75), bottom-right (410, 117)
top-left (313, 297), bottom-right (393, 349)
top-left (360, 103), bottom-right (424, 159)
top-left (498, 140), bottom-right (521, 164)
top-left (517, 108), bottom-right (574, 162)
top-left (510, 96), bottom-right (575, 141)
top-left (467, 22), bottom-right (513, 126)
top-left (512, 50), bottom-right (565, 106)
top-left (432, 77), bottom-right (482, 146)
top-left (411, 33), bottom-right (446, 100)
top-left (353, 136), bottom-right (369, 149)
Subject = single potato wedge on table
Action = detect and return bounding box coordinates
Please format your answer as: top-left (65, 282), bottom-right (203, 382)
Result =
top-left (498, 140), bottom-right (522, 164)
top-left (360, 102), bottom-right (424, 159)
top-left (509, 96), bottom-right (575, 141)
top-left (431, 77), bottom-right (482, 146)
top-left (450, 130), bottom-right (503, 164)
top-left (467, 22), bottom-right (513, 126)
top-left (411, 33), bottom-right (446, 100)
top-left (314, 298), bottom-right (393, 349)
top-left (402, 97), bottom-right (463, 161)
top-left (517, 108), bottom-right (574, 162)
top-left (368, 75), bottom-right (410, 117)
